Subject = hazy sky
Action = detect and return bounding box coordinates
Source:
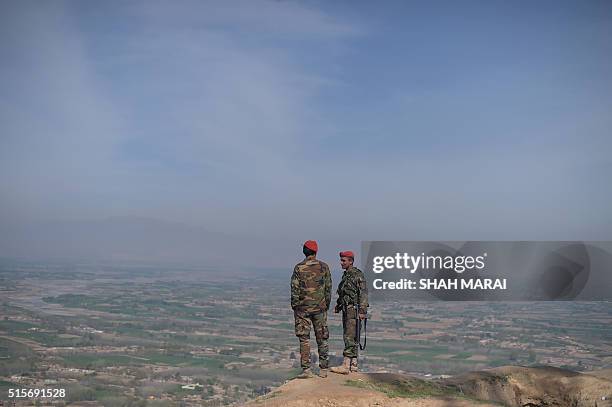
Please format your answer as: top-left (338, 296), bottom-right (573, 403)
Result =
top-left (1, 1), bottom-right (611, 251)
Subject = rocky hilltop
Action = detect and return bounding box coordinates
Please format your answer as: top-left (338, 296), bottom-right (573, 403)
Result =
top-left (246, 366), bottom-right (612, 407)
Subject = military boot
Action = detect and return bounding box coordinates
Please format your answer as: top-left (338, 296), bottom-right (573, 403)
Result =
top-left (297, 368), bottom-right (314, 379)
top-left (330, 357), bottom-right (351, 375)
top-left (318, 368), bottom-right (328, 378)
top-left (350, 358), bottom-right (358, 372)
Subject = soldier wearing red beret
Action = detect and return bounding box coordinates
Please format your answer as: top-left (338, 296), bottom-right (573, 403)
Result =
top-left (291, 240), bottom-right (332, 378)
top-left (330, 250), bottom-right (368, 374)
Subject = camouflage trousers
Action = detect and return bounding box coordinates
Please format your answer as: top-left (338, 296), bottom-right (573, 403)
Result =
top-left (342, 306), bottom-right (359, 358)
top-left (294, 310), bottom-right (329, 369)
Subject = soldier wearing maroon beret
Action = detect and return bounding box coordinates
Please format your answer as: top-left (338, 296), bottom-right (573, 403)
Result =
top-left (330, 250), bottom-right (368, 374)
top-left (291, 240), bottom-right (332, 378)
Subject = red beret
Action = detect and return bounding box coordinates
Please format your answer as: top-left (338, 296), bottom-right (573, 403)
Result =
top-left (304, 240), bottom-right (318, 252)
top-left (339, 251), bottom-right (354, 259)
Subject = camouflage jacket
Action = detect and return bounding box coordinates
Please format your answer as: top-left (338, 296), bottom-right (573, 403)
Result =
top-left (291, 255), bottom-right (332, 313)
top-left (335, 266), bottom-right (368, 312)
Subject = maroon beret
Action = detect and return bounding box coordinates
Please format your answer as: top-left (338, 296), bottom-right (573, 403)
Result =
top-left (339, 250), bottom-right (354, 259)
top-left (304, 240), bottom-right (318, 252)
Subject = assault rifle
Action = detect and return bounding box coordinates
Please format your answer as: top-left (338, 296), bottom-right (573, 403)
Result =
top-left (355, 291), bottom-right (367, 354)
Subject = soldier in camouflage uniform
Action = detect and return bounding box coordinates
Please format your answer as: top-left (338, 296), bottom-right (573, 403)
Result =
top-left (291, 240), bottom-right (332, 378)
top-left (330, 250), bottom-right (368, 374)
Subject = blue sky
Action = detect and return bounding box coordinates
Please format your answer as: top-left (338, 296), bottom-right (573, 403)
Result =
top-left (1, 0), bottom-right (611, 250)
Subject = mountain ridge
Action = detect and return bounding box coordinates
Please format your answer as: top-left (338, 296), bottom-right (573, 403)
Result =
top-left (246, 365), bottom-right (612, 407)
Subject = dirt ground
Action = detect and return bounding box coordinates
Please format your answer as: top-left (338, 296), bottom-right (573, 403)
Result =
top-left (246, 372), bottom-right (498, 407)
top-left (247, 366), bottom-right (612, 407)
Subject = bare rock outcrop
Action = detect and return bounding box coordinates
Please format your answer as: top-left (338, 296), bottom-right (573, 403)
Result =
top-left (246, 366), bottom-right (612, 407)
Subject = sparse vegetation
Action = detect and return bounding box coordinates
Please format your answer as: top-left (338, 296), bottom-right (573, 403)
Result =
top-left (345, 377), bottom-right (454, 398)
top-left (345, 377), bottom-right (504, 405)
